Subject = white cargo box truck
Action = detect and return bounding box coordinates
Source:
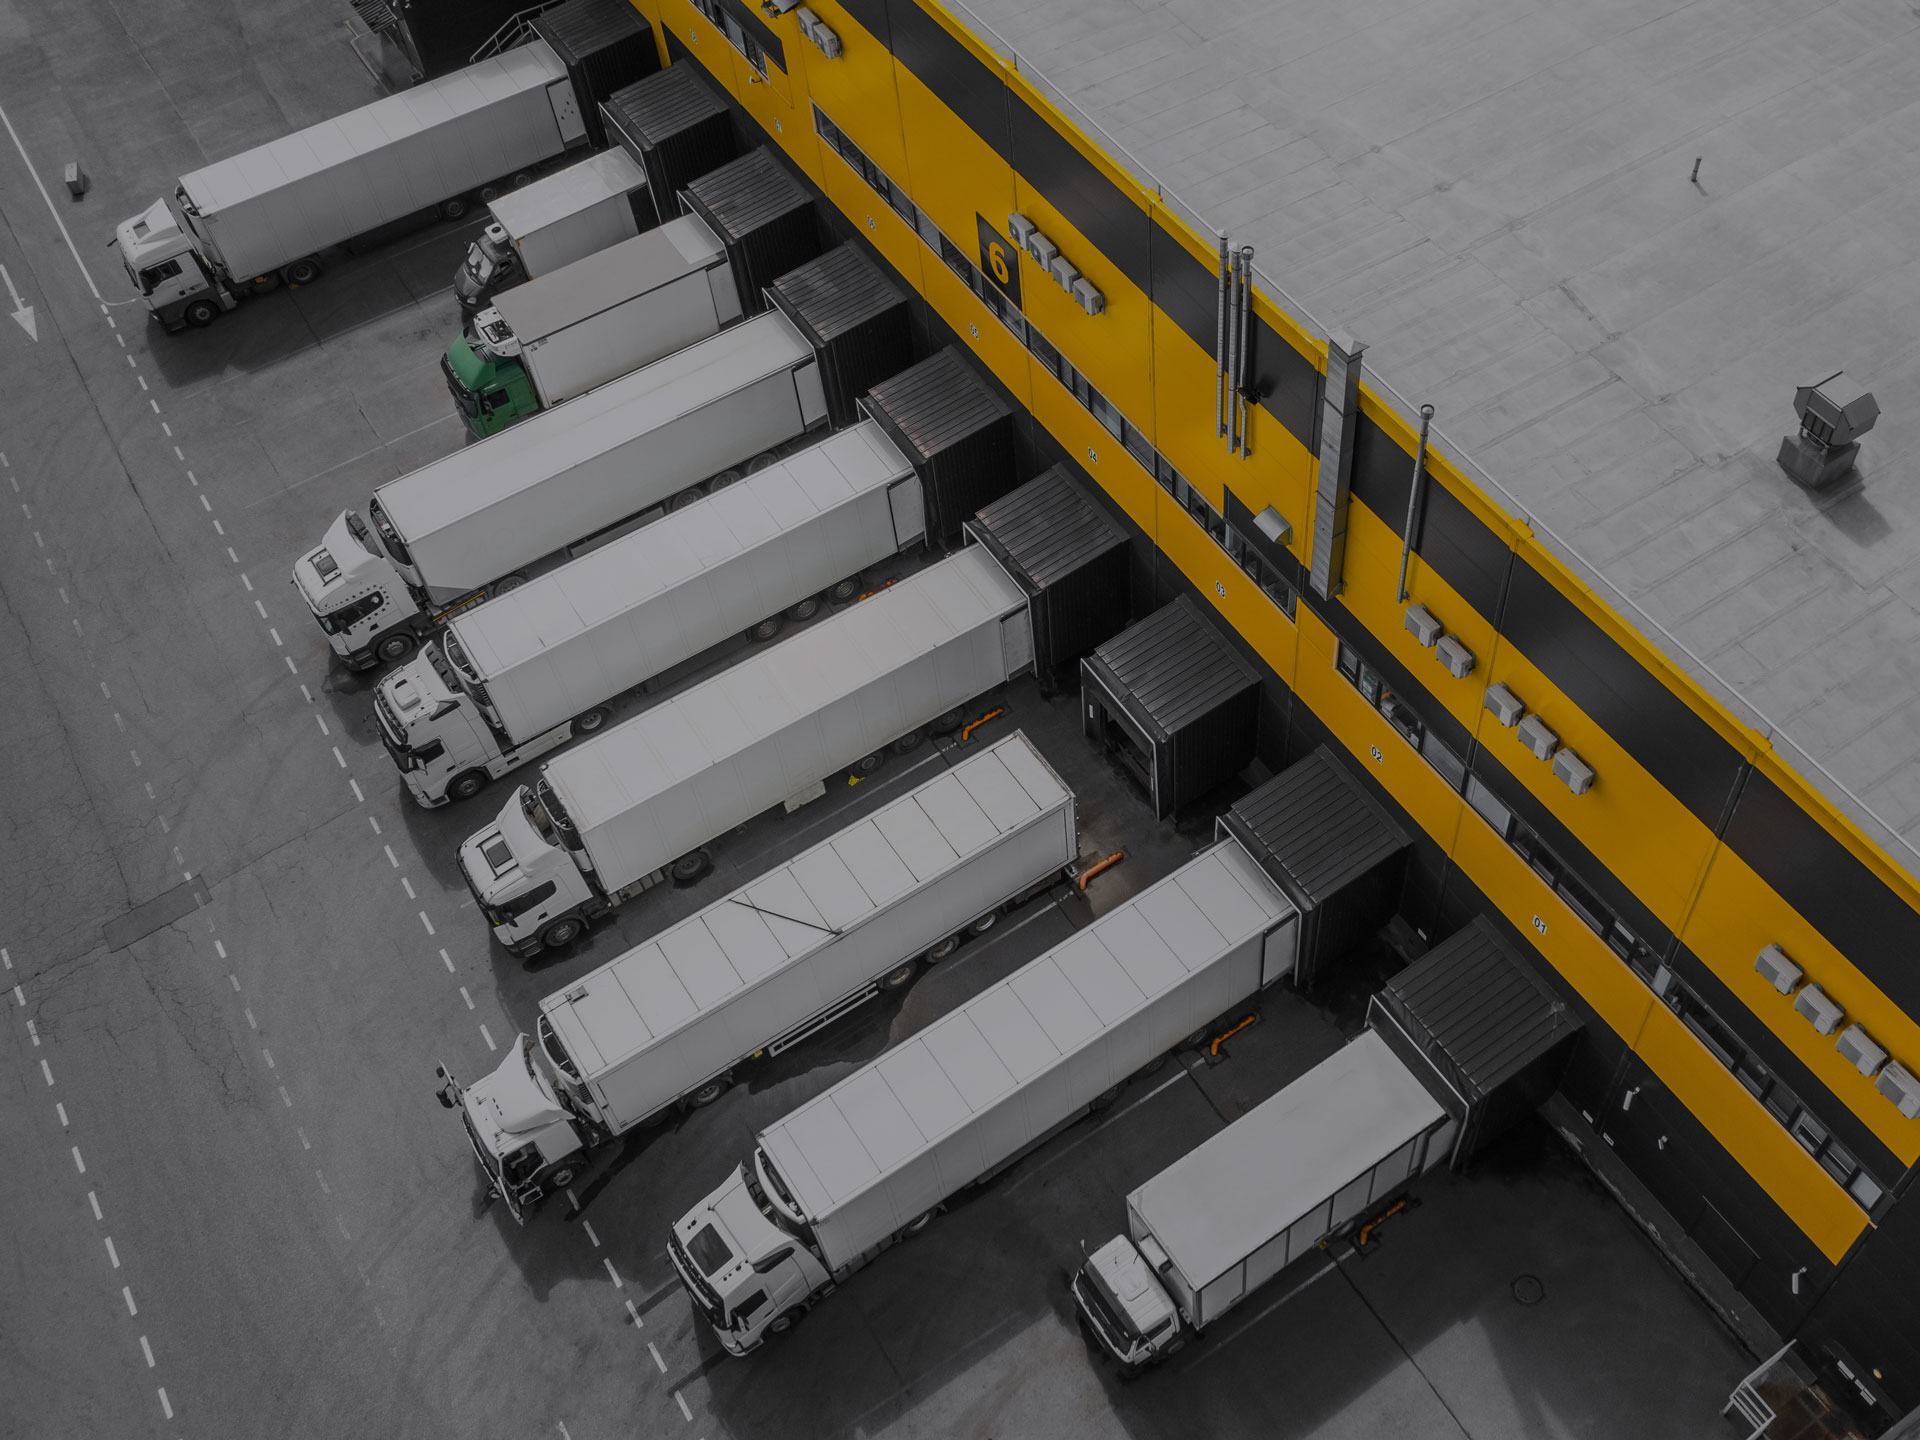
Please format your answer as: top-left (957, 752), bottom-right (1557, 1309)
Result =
top-left (293, 310), bottom-right (827, 670)
top-left (446, 214), bottom-right (744, 436)
top-left (375, 422), bottom-right (927, 807)
top-left (114, 0), bottom-right (656, 331)
top-left (435, 733), bottom-right (1077, 1221)
top-left (454, 146), bottom-right (651, 312)
top-left (1072, 915), bottom-right (1581, 1371)
top-left (668, 837), bottom-right (1300, 1355)
top-left (457, 544), bottom-right (1035, 957)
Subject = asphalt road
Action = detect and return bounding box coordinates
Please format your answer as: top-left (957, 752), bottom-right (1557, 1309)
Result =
top-left (0, 3), bottom-right (1754, 1437)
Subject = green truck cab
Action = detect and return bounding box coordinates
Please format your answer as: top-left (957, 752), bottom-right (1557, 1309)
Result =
top-left (443, 315), bottom-right (538, 438)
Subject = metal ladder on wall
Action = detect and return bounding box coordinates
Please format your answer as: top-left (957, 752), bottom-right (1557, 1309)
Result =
top-left (471, 2), bottom-right (564, 63)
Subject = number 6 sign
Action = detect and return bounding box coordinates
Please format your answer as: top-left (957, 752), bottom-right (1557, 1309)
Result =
top-left (976, 214), bottom-right (1022, 307)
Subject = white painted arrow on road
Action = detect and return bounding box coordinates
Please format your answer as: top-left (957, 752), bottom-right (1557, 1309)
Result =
top-left (2, 264), bottom-right (36, 340)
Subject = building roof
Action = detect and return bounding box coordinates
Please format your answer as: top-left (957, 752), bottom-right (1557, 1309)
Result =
top-left (1084, 595), bottom-right (1260, 740)
top-left (1224, 746), bottom-right (1410, 911)
top-left (864, 348), bottom-right (1011, 462)
top-left (951, 0), bottom-right (1920, 870)
top-left (970, 465), bottom-right (1128, 592)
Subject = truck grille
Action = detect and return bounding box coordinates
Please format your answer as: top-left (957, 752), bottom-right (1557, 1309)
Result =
top-left (668, 1231), bottom-right (725, 1328)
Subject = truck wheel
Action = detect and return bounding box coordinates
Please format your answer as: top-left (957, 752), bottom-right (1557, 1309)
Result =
top-left (672, 485), bottom-right (705, 510)
top-left (851, 751), bottom-right (885, 777)
top-left (539, 917), bottom-right (585, 951)
top-left (574, 706), bottom-right (611, 735)
top-left (878, 959), bottom-right (918, 991)
top-left (745, 615), bottom-right (783, 643)
top-left (284, 257), bottom-right (320, 286)
top-left (671, 850), bottom-right (713, 885)
top-left (441, 195), bottom-right (470, 220)
top-left (889, 729), bottom-right (925, 755)
top-left (512, 172), bottom-right (534, 188)
top-left (903, 1207), bottom-right (938, 1236)
top-left (183, 298), bottom-right (219, 328)
top-left (828, 576), bottom-right (861, 604)
top-left (548, 1164), bottom-right (578, 1188)
top-left (767, 1307), bottom-right (805, 1336)
top-left (685, 1075), bottom-right (731, 1109)
top-left (1089, 1083), bottom-right (1122, 1113)
top-left (784, 595), bottom-right (821, 622)
top-left (707, 468), bottom-right (743, 492)
top-left (931, 707), bottom-right (964, 735)
top-left (448, 770), bottom-right (489, 803)
top-left (246, 273), bottom-right (281, 294)
top-left (924, 934), bottom-right (959, 962)
top-left (478, 184), bottom-right (502, 203)
top-left (376, 632), bottom-right (417, 664)
top-left (489, 573), bottom-right (529, 598)
top-left (746, 451), bottom-right (780, 473)
top-left (967, 909), bottom-right (999, 936)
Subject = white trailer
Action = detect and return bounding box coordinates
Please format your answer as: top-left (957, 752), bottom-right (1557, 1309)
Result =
top-left (668, 837), bottom-right (1300, 1355)
top-left (114, 1), bottom-right (655, 331)
top-left (447, 215), bottom-right (744, 435)
top-left (453, 147), bottom-right (651, 312)
top-left (436, 733), bottom-right (1077, 1221)
top-left (457, 544), bottom-right (1034, 957)
top-left (293, 310), bottom-right (826, 670)
top-left (375, 423), bottom-right (926, 807)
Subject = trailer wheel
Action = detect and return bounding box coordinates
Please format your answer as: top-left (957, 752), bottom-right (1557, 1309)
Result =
top-left (671, 850), bottom-right (713, 885)
top-left (746, 451), bottom-right (781, 473)
top-left (441, 195), bottom-right (470, 220)
top-left (903, 1207), bottom-right (938, 1236)
top-left (931, 707), bottom-right (964, 735)
top-left (284, 257), bottom-right (321, 287)
top-left (967, 909), bottom-right (999, 936)
top-left (512, 172), bottom-right (535, 188)
top-left (547, 1164), bottom-right (578, 1188)
top-left (672, 485), bottom-right (705, 510)
top-left (851, 751), bottom-right (885, 777)
top-left (784, 595), bottom-right (821, 622)
top-left (489, 572), bottom-right (529, 598)
top-left (478, 184), bottom-right (502, 204)
top-left (1088, 1084), bottom-right (1122, 1113)
top-left (706, 468), bottom-right (743, 492)
top-left (888, 729), bottom-right (925, 755)
top-left (828, 576), bottom-right (861, 604)
top-left (878, 959), bottom-right (918, 991)
top-left (183, 298), bottom-right (219, 328)
top-left (539, 917), bottom-right (585, 951)
top-left (685, 1075), bottom-right (731, 1109)
top-left (448, 770), bottom-right (490, 803)
top-left (574, 706), bottom-right (611, 734)
top-left (246, 272), bottom-right (282, 294)
top-left (745, 615), bottom-right (783, 643)
top-left (924, 935), bottom-right (959, 963)
top-left (376, 632), bottom-right (417, 664)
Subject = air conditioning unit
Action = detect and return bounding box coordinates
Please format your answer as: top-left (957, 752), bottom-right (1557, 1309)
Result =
top-left (1753, 944), bottom-right (1802, 995)
top-left (1794, 983), bottom-right (1844, 1036)
top-left (1517, 714), bottom-right (1558, 761)
top-left (795, 8), bottom-right (840, 55)
top-left (1026, 230), bottom-right (1059, 268)
top-left (1836, 1024), bottom-right (1887, 1077)
top-left (1484, 683), bottom-right (1523, 727)
top-left (1435, 635), bottom-right (1474, 678)
top-left (1552, 749), bottom-right (1594, 795)
top-left (1876, 1061), bottom-right (1920, 1119)
top-left (1050, 254), bottom-right (1080, 291)
top-left (1007, 213), bottom-right (1038, 251)
top-left (1404, 605), bottom-right (1441, 647)
top-left (1072, 276), bottom-right (1105, 316)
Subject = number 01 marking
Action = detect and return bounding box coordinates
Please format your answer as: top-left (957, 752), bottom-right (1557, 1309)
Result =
top-left (1532, 915), bottom-right (1548, 935)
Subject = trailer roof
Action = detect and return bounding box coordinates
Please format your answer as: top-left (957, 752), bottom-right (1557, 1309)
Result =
top-left (490, 213), bottom-right (724, 341)
top-left (451, 422), bottom-right (911, 676)
top-left (542, 733), bottom-right (1070, 1078)
top-left (486, 147), bottom-right (645, 241)
top-left (376, 310), bottom-right (811, 542)
top-left (1129, 1030), bottom-right (1445, 1290)
top-left (760, 840), bottom-right (1294, 1224)
top-left (179, 41), bottom-right (566, 212)
top-left (546, 544), bottom-right (1025, 832)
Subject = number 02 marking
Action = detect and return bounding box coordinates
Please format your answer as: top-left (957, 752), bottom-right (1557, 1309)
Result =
top-left (1369, 745), bottom-right (1383, 763)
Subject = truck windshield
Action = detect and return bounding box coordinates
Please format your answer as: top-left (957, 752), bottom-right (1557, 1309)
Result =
top-left (1082, 1265), bottom-right (1145, 1344)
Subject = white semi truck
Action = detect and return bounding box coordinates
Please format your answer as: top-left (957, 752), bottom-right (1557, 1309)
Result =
top-left (1072, 917), bottom-right (1580, 1371)
top-left (445, 214), bottom-right (743, 437)
top-left (293, 310), bottom-right (827, 670)
top-left (458, 544), bottom-right (1034, 957)
top-left (435, 733), bottom-right (1077, 1221)
top-left (668, 836), bottom-right (1301, 1355)
top-left (452, 146), bottom-right (651, 314)
top-left (113, 0), bottom-right (653, 331)
top-left (376, 422), bottom-right (927, 807)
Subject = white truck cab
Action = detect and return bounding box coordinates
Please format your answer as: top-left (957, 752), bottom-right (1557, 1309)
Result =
top-left (669, 1153), bottom-right (833, 1355)
top-left (458, 783), bottom-right (600, 956)
top-left (114, 196), bottom-right (233, 329)
top-left (437, 1032), bottom-right (591, 1223)
top-left (292, 509), bottom-right (418, 668)
top-left (1073, 1235), bottom-right (1185, 1369)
